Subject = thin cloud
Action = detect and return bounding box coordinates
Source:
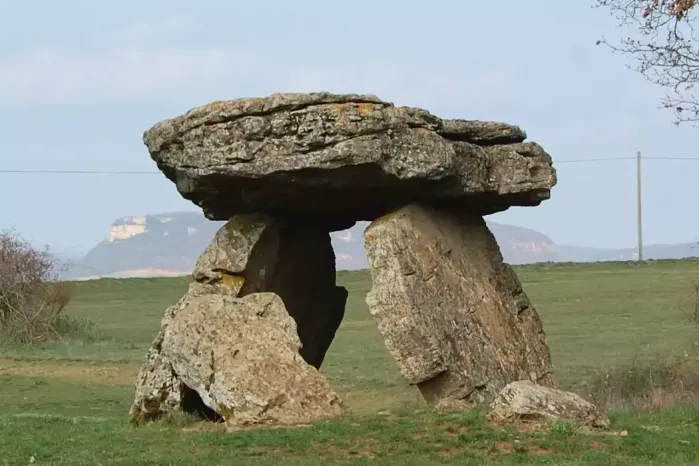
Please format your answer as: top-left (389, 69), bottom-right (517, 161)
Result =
top-left (283, 63), bottom-right (522, 109)
top-left (0, 17), bottom-right (260, 104)
top-left (0, 16), bottom-right (521, 107)
top-left (119, 16), bottom-right (200, 44)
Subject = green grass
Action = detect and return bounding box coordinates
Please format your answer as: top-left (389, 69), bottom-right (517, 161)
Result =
top-left (1, 259), bottom-right (699, 464)
top-left (2, 404), bottom-right (699, 465)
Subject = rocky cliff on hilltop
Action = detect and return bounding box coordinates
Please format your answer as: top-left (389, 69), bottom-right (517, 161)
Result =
top-left (64, 212), bottom-right (699, 280)
top-left (64, 212), bottom-right (567, 279)
top-left (65, 212), bottom-right (219, 279)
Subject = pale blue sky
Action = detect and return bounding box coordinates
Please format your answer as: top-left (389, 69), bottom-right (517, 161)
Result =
top-left (1, 0), bottom-right (697, 255)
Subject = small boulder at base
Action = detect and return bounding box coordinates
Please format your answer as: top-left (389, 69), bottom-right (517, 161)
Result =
top-left (487, 381), bottom-right (610, 429)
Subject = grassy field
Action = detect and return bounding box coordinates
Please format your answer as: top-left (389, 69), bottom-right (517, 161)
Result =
top-left (2, 259), bottom-right (699, 465)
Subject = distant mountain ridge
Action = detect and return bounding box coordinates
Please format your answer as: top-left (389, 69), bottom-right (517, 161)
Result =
top-left (62, 212), bottom-right (698, 280)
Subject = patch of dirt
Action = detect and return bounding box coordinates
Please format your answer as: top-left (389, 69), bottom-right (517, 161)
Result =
top-left (487, 441), bottom-right (562, 457)
top-left (527, 444), bottom-right (562, 455)
top-left (412, 423), bottom-right (468, 441)
top-left (0, 358), bottom-right (138, 386)
top-left (436, 423), bottom-right (468, 436)
top-left (320, 443), bottom-right (378, 461)
top-left (179, 420), bottom-right (316, 435)
top-left (336, 387), bottom-right (425, 414)
top-left (233, 447), bottom-right (285, 458)
top-left (488, 419), bottom-right (549, 433)
top-left (496, 441), bottom-right (515, 455)
top-left (181, 422), bottom-right (229, 434)
top-left (224, 423), bottom-right (313, 433)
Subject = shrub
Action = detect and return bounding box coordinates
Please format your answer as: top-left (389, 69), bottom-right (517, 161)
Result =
top-left (0, 229), bottom-right (78, 344)
top-left (587, 354), bottom-right (699, 411)
top-left (53, 315), bottom-right (99, 342)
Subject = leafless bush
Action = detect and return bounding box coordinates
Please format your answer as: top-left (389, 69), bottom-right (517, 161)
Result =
top-left (0, 229), bottom-right (76, 344)
top-left (586, 282), bottom-right (699, 412)
top-left (587, 353), bottom-right (699, 411)
top-left (690, 281), bottom-right (699, 333)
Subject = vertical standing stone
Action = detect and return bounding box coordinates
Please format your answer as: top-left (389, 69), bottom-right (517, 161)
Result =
top-left (129, 215), bottom-right (348, 425)
top-left (364, 204), bottom-right (554, 409)
top-left (192, 212), bottom-right (348, 368)
top-left (236, 221), bottom-right (348, 369)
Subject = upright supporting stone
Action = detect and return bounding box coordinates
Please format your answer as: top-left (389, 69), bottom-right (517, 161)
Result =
top-left (364, 204), bottom-right (554, 409)
top-left (234, 221), bottom-right (348, 369)
top-left (194, 215), bottom-right (347, 369)
top-left (129, 215), bottom-right (347, 426)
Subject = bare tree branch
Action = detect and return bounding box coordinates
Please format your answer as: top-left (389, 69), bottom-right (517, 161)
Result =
top-left (595, 0), bottom-right (699, 124)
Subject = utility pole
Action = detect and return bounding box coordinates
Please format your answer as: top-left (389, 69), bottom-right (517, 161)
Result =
top-left (637, 151), bottom-right (643, 261)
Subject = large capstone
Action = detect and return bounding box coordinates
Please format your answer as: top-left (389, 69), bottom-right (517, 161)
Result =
top-left (144, 92), bottom-right (556, 228)
top-left (364, 204), bottom-right (554, 408)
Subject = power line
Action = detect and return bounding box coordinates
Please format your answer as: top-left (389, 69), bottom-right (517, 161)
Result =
top-left (0, 169), bottom-right (159, 174)
top-left (554, 157), bottom-right (636, 164)
top-left (555, 156), bottom-right (699, 164)
top-left (642, 156), bottom-right (699, 161)
top-left (0, 156), bottom-right (697, 174)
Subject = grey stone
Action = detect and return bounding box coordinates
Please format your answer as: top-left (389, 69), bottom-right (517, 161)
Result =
top-left (235, 221), bottom-right (347, 369)
top-left (144, 92), bottom-right (556, 226)
top-left (161, 292), bottom-right (345, 427)
top-left (364, 204), bottom-right (554, 409)
top-left (487, 380), bottom-right (610, 429)
top-left (130, 214), bottom-right (347, 424)
top-left (192, 214), bottom-right (273, 285)
top-left (132, 91), bottom-right (561, 428)
top-left (129, 281), bottom-right (237, 423)
top-left (195, 215), bottom-right (347, 369)
top-left (437, 119), bottom-right (527, 145)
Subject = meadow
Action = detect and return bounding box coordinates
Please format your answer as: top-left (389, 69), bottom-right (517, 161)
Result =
top-left (2, 259), bottom-right (699, 465)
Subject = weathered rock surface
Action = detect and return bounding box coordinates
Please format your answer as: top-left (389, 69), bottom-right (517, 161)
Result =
top-left (161, 292), bottom-right (344, 426)
top-left (144, 92), bottom-right (556, 226)
top-left (130, 214), bottom-right (347, 424)
top-left (191, 213), bottom-right (346, 369)
top-left (192, 214), bottom-right (272, 285)
top-left (234, 222), bottom-right (347, 369)
top-left (364, 204), bottom-right (554, 408)
top-left (129, 281), bottom-right (238, 422)
top-left (487, 381), bottom-right (610, 429)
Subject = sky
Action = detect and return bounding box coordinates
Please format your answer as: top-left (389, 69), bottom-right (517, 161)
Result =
top-left (1, 0), bottom-right (697, 257)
